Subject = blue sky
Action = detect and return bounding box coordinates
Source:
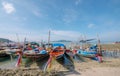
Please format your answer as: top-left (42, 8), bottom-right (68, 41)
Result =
top-left (0, 0), bottom-right (120, 42)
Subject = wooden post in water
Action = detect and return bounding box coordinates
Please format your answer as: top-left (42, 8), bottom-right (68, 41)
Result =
top-left (10, 54), bottom-right (13, 61)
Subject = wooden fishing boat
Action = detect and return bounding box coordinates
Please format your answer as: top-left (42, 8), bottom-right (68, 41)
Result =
top-left (22, 41), bottom-right (49, 59)
top-left (44, 43), bottom-right (75, 71)
top-left (76, 50), bottom-right (97, 58)
top-left (24, 53), bottom-right (49, 58)
top-left (23, 50), bottom-right (49, 60)
top-left (50, 43), bottom-right (66, 58)
top-left (0, 50), bottom-right (9, 56)
top-left (76, 49), bottom-right (102, 63)
top-left (65, 49), bottom-right (75, 57)
top-left (78, 54), bottom-right (96, 58)
top-left (0, 51), bottom-right (10, 61)
top-left (4, 48), bottom-right (21, 55)
top-left (0, 52), bottom-right (9, 57)
top-left (15, 49), bottom-right (49, 67)
top-left (43, 43), bottom-right (65, 58)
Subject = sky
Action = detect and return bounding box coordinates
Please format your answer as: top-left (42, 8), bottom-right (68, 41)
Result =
top-left (0, 0), bottom-right (120, 42)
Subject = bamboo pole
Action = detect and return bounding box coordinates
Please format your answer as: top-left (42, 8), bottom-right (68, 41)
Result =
top-left (97, 34), bottom-right (102, 54)
top-left (83, 35), bottom-right (86, 50)
top-left (20, 37), bottom-right (26, 66)
top-left (81, 35), bottom-right (84, 50)
top-left (48, 30), bottom-right (51, 48)
top-left (16, 33), bottom-right (20, 47)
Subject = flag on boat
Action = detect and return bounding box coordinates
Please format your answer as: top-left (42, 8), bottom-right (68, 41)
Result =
top-left (47, 55), bottom-right (53, 68)
top-left (15, 53), bottom-right (22, 67)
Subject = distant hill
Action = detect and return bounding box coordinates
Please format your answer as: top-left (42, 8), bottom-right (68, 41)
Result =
top-left (52, 40), bottom-right (72, 42)
top-left (0, 38), bottom-right (13, 43)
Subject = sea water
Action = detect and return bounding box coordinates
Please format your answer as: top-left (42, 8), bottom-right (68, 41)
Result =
top-left (0, 58), bottom-right (17, 69)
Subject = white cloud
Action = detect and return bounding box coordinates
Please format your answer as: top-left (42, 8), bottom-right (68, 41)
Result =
top-left (99, 31), bottom-right (120, 42)
top-left (0, 23), bottom-right (50, 42)
top-left (2, 2), bottom-right (15, 14)
top-left (63, 9), bottom-right (78, 24)
top-left (51, 30), bottom-right (81, 40)
top-left (75, 0), bottom-right (82, 5)
top-left (33, 10), bottom-right (42, 17)
top-left (88, 24), bottom-right (95, 28)
top-left (15, 0), bottom-right (43, 18)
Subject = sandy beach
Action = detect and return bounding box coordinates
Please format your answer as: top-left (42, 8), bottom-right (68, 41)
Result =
top-left (0, 57), bottom-right (120, 76)
top-left (65, 58), bottom-right (120, 76)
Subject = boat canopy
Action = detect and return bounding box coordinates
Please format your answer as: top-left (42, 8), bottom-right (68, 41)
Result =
top-left (52, 43), bottom-right (65, 47)
top-left (30, 42), bottom-right (39, 46)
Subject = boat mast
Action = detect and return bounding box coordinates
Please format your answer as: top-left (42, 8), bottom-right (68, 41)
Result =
top-left (48, 30), bottom-right (51, 47)
top-left (16, 33), bottom-right (20, 47)
top-left (97, 34), bottom-right (101, 54)
top-left (84, 35), bottom-right (87, 49)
